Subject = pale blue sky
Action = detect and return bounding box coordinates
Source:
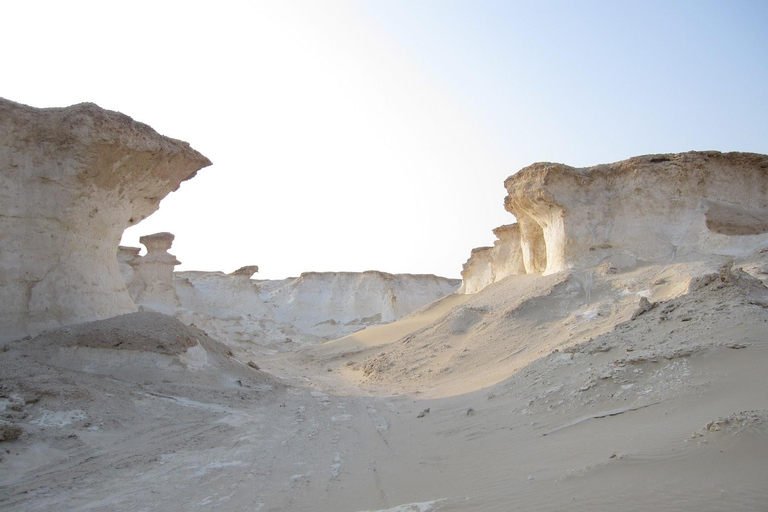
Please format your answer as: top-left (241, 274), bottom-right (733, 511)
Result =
top-left (359, 0), bottom-right (768, 165)
top-left (3, 1), bottom-right (766, 279)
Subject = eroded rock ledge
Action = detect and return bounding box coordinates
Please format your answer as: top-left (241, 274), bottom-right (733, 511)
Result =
top-left (459, 224), bottom-right (526, 294)
top-left (460, 152), bottom-right (768, 293)
top-left (0, 99), bottom-right (211, 341)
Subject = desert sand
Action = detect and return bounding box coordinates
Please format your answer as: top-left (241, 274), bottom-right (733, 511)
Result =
top-left (2, 256), bottom-right (767, 512)
top-left (1, 100), bottom-right (767, 512)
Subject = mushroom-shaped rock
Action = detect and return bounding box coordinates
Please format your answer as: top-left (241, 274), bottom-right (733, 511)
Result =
top-left (504, 151), bottom-right (768, 275)
top-left (0, 98), bottom-right (211, 341)
top-left (140, 232), bottom-right (178, 258)
top-left (129, 232), bottom-right (183, 313)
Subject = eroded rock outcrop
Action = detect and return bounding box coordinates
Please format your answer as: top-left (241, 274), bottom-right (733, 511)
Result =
top-left (117, 246), bottom-right (142, 287)
top-left (504, 151), bottom-right (768, 275)
top-left (0, 99), bottom-right (211, 341)
top-left (461, 152), bottom-right (768, 294)
top-left (120, 244), bottom-right (461, 350)
top-left (459, 247), bottom-right (493, 294)
top-left (128, 233), bottom-right (183, 314)
top-left (175, 265), bottom-right (270, 319)
top-left (266, 271), bottom-right (461, 336)
top-left (489, 224), bottom-right (527, 280)
top-left (459, 224), bottom-right (526, 294)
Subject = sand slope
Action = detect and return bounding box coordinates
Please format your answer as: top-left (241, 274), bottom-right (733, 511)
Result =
top-left (2, 258), bottom-right (768, 511)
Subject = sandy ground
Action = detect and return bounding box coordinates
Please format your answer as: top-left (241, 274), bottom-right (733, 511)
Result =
top-left (2, 256), bottom-right (768, 511)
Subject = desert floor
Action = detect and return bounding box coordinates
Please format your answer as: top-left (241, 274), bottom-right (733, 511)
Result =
top-left (1, 257), bottom-right (768, 512)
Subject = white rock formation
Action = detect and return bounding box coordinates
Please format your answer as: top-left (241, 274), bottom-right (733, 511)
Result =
top-left (117, 246), bottom-right (142, 288)
top-left (489, 224), bottom-right (527, 281)
top-left (265, 271), bottom-right (461, 337)
top-left (0, 99), bottom-right (211, 342)
top-left (128, 233), bottom-right (183, 314)
top-left (175, 266), bottom-right (270, 319)
top-left (459, 224), bottom-right (526, 294)
top-left (459, 247), bottom-right (494, 295)
top-left (460, 152), bottom-right (768, 294)
top-left (505, 151), bottom-right (768, 275)
top-left (121, 246), bottom-right (461, 349)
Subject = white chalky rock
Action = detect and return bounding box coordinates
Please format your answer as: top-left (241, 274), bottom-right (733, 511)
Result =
top-left (460, 152), bottom-right (768, 294)
top-left (129, 232), bottom-right (183, 314)
top-left (0, 99), bottom-right (211, 341)
top-left (505, 151), bottom-right (768, 275)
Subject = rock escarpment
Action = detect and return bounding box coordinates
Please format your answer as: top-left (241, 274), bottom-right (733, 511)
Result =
top-left (460, 152), bottom-right (768, 293)
top-left (505, 151), bottom-right (768, 274)
top-left (174, 266), bottom-right (270, 319)
top-left (265, 271), bottom-right (460, 336)
top-left (0, 99), bottom-right (211, 341)
top-left (120, 240), bottom-right (461, 352)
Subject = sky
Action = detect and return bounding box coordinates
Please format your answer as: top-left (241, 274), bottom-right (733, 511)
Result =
top-left (3, 1), bottom-right (767, 279)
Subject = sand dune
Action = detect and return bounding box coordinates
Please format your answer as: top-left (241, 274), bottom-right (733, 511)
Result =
top-left (320, 292), bottom-right (471, 354)
top-left (2, 255), bottom-right (767, 511)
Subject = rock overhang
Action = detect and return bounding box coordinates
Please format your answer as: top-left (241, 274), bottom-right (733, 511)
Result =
top-left (460, 151), bottom-right (768, 294)
top-left (0, 98), bottom-right (211, 341)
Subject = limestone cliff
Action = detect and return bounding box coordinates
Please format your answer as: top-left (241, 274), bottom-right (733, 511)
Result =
top-left (120, 243), bottom-right (461, 351)
top-left (460, 152), bottom-right (768, 294)
top-left (174, 266), bottom-right (271, 319)
top-left (265, 271), bottom-right (461, 336)
top-left (505, 151), bottom-right (768, 275)
top-left (0, 99), bottom-right (211, 341)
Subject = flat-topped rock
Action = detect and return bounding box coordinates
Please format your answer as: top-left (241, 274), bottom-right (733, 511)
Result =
top-left (128, 232), bottom-right (183, 313)
top-left (459, 152), bottom-right (768, 294)
top-left (504, 151), bottom-right (768, 275)
top-left (139, 232), bottom-right (176, 254)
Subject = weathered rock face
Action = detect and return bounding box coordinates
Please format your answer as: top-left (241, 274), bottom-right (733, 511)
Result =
top-left (128, 233), bottom-right (183, 314)
top-left (0, 99), bottom-right (211, 341)
top-left (459, 224), bottom-right (527, 294)
top-left (458, 247), bottom-right (493, 294)
top-left (490, 224), bottom-right (527, 281)
top-left (117, 246), bottom-right (142, 287)
top-left (174, 266), bottom-right (271, 319)
top-left (459, 152), bottom-right (768, 294)
top-left (266, 271), bottom-right (461, 334)
top-left (121, 247), bottom-right (461, 349)
top-left (504, 152), bottom-right (768, 275)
